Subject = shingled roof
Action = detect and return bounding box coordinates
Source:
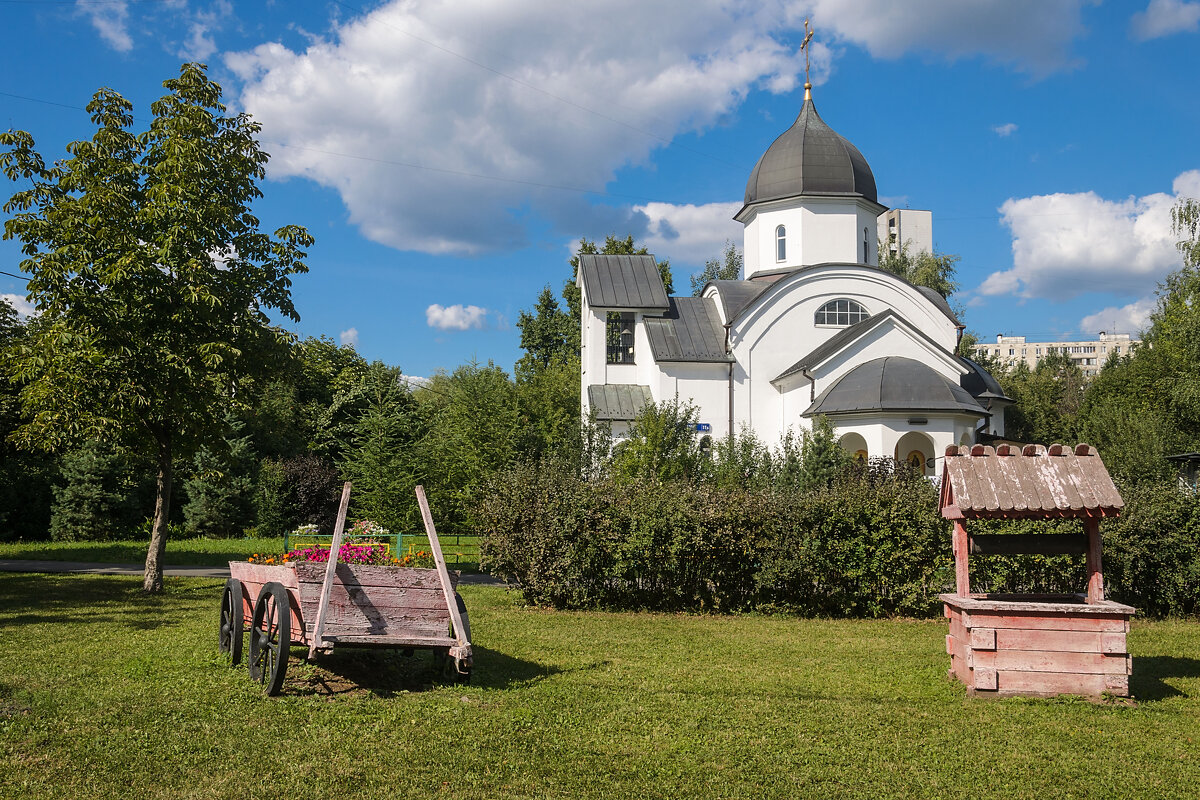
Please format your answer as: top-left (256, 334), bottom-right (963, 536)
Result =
top-left (940, 444), bottom-right (1124, 520)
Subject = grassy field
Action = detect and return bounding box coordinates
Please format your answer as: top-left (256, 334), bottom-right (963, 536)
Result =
top-left (1, 573), bottom-right (1198, 799)
top-left (0, 537), bottom-right (285, 566)
top-left (0, 535), bottom-right (480, 570)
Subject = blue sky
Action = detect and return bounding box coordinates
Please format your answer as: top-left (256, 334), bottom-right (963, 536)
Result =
top-left (3, 0), bottom-right (1199, 380)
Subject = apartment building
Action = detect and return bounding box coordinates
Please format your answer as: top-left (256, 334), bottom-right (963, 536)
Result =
top-left (971, 332), bottom-right (1139, 377)
top-left (877, 208), bottom-right (932, 257)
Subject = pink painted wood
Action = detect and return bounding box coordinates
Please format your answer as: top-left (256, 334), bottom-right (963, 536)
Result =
top-left (309, 481), bottom-right (353, 658)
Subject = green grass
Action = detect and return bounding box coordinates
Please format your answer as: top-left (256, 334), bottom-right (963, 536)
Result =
top-left (0, 537), bottom-right (284, 566)
top-left (1, 573), bottom-right (1198, 799)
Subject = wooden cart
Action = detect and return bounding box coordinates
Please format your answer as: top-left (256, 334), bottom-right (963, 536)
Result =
top-left (218, 485), bottom-right (472, 695)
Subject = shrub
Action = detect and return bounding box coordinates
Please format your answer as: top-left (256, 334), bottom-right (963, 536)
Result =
top-left (1105, 481), bottom-right (1200, 616)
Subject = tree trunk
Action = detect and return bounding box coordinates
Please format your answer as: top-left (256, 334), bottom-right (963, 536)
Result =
top-left (143, 437), bottom-right (173, 593)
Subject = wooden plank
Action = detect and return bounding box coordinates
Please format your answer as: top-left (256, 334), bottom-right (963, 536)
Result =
top-left (993, 450), bottom-right (1029, 512)
top-left (968, 532), bottom-right (1087, 555)
top-left (970, 627), bottom-right (996, 650)
top-left (1085, 517), bottom-right (1104, 604)
top-left (962, 611), bottom-right (1129, 632)
top-left (969, 649), bottom-right (1129, 675)
top-left (416, 485), bottom-right (473, 660)
top-left (293, 561), bottom-right (455, 591)
top-left (994, 628), bottom-right (1105, 653)
top-left (309, 481), bottom-right (352, 659)
top-left (953, 520), bottom-right (970, 596)
top-left (321, 634), bottom-right (457, 648)
top-left (303, 601), bottom-right (450, 630)
top-left (994, 670), bottom-right (1127, 697)
top-left (299, 584), bottom-right (450, 612)
top-left (941, 594), bottom-right (1136, 616)
top-left (1100, 632), bottom-right (1127, 654)
top-left (229, 562), bottom-right (299, 588)
top-left (973, 667), bottom-right (998, 691)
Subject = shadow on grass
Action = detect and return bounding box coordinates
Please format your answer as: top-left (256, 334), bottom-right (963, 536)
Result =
top-left (0, 572), bottom-right (212, 630)
top-left (281, 644), bottom-right (565, 699)
top-left (1131, 656), bottom-right (1200, 702)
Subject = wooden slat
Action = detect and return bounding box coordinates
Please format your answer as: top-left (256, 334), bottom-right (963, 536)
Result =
top-left (993, 628), bottom-right (1112, 653)
top-left (303, 601), bottom-right (450, 631)
top-left (969, 649), bottom-right (1129, 675)
top-left (1085, 517), bottom-right (1104, 604)
top-left (299, 584), bottom-right (450, 612)
top-left (321, 634), bottom-right (457, 648)
top-left (962, 611), bottom-right (1129, 632)
top-left (416, 485), bottom-right (472, 660)
top-left (993, 670), bottom-right (1129, 697)
top-left (967, 532), bottom-right (1087, 555)
top-left (309, 481), bottom-right (353, 659)
top-left (293, 561), bottom-right (455, 591)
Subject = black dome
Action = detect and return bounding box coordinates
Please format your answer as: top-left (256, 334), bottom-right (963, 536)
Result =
top-left (744, 97), bottom-right (878, 206)
top-left (806, 357), bottom-right (984, 417)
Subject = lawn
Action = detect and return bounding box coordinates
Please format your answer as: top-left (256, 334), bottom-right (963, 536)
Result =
top-left (0, 536), bottom-right (480, 570)
top-left (0, 537), bottom-right (286, 566)
top-left (1, 573), bottom-right (1198, 799)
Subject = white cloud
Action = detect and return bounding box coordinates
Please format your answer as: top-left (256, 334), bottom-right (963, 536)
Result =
top-left (1, 293), bottom-right (37, 318)
top-left (180, 2), bottom-right (234, 61)
top-left (1131, 0), bottom-right (1200, 40)
top-left (1080, 297), bottom-right (1157, 336)
top-left (79, 0), bottom-right (133, 52)
top-left (426, 303), bottom-right (490, 331)
top-left (977, 169), bottom-right (1200, 300)
top-left (339, 327), bottom-right (359, 347)
top-left (806, 0), bottom-right (1095, 76)
top-left (993, 122), bottom-right (1018, 137)
top-left (633, 201), bottom-right (743, 266)
top-left (225, 1), bottom-right (1096, 257)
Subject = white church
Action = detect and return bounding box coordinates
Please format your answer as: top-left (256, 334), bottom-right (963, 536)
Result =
top-left (578, 83), bottom-right (1012, 476)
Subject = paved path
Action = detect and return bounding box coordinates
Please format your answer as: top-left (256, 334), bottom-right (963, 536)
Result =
top-left (0, 559), bottom-right (507, 585)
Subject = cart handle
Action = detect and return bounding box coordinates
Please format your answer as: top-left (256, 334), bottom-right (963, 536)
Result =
top-left (416, 485), bottom-right (472, 655)
top-left (309, 481), bottom-right (353, 659)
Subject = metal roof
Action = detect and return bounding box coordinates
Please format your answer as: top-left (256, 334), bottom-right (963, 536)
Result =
top-left (916, 286), bottom-right (961, 326)
top-left (645, 297), bottom-right (730, 363)
top-left (578, 254), bottom-right (670, 310)
top-left (587, 384), bottom-right (653, 421)
top-left (706, 280), bottom-right (769, 322)
top-left (774, 310), bottom-right (896, 382)
top-left (742, 97), bottom-right (878, 210)
top-left (940, 444), bottom-right (1124, 519)
top-left (957, 356), bottom-right (1013, 404)
top-left (804, 356), bottom-right (985, 417)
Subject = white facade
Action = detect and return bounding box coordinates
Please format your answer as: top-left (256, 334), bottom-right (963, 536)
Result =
top-left (578, 93), bottom-right (1003, 476)
top-left (972, 332), bottom-right (1139, 378)
top-left (877, 208), bottom-right (933, 258)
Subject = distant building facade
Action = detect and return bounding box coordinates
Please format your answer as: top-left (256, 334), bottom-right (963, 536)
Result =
top-left (972, 332), bottom-right (1140, 378)
top-left (877, 208), bottom-right (933, 258)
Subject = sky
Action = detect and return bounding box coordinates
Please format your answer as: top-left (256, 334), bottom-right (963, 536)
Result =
top-left (2, 0), bottom-right (1199, 380)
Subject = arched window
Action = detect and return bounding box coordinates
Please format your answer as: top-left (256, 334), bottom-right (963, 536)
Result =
top-left (815, 299), bottom-right (869, 326)
top-left (863, 227), bottom-right (870, 262)
top-left (775, 225), bottom-right (786, 262)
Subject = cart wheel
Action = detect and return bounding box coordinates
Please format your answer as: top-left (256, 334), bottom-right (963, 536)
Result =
top-left (451, 592), bottom-right (471, 643)
top-left (249, 582), bottom-right (290, 696)
top-left (218, 578), bottom-right (244, 665)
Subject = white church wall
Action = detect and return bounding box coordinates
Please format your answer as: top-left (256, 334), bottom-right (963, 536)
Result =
top-left (657, 363), bottom-right (733, 440)
top-left (743, 198), bottom-right (873, 276)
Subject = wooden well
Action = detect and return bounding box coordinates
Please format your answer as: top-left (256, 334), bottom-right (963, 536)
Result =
top-left (939, 443), bottom-right (1135, 698)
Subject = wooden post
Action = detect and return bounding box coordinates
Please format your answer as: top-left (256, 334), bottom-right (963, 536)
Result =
top-left (308, 481), bottom-right (352, 659)
top-left (1084, 516), bottom-right (1104, 604)
top-left (953, 520), bottom-right (970, 597)
top-left (416, 485), bottom-right (471, 659)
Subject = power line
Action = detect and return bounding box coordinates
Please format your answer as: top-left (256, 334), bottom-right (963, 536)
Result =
top-left (0, 270), bottom-right (30, 282)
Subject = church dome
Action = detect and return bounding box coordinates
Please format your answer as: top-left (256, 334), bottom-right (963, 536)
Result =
top-left (744, 96), bottom-right (878, 206)
top-left (805, 357), bottom-right (984, 417)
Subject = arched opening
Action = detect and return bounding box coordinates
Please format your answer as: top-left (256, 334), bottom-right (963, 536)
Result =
top-left (776, 225), bottom-right (786, 262)
top-left (894, 431), bottom-right (935, 476)
top-left (839, 432), bottom-right (869, 462)
top-left (815, 299), bottom-right (869, 326)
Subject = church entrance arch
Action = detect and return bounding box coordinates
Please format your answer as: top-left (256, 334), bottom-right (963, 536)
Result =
top-left (894, 431), bottom-right (935, 476)
top-left (838, 432), bottom-right (869, 462)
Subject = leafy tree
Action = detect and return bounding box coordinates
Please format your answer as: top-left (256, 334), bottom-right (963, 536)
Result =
top-left (998, 352), bottom-right (1083, 444)
top-left (878, 239), bottom-right (960, 298)
top-left (1, 63), bottom-right (312, 590)
top-left (795, 415), bottom-right (851, 492)
top-left (515, 355), bottom-right (580, 462)
top-left (690, 239), bottom-right (743, 296)
top-left (49, 439), bottom-right (146, 542)
top-left (181, 417), bottom-right (256, 538)
top-left (515, 286), bottom-right (574, 374)
top-left (1173, 197), bottom-right (1200, 269)
top-left (610, 398), bottom-right (701, 484)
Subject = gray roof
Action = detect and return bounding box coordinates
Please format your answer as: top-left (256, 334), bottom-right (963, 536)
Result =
top-left (743, 97), bottom-right (878, 210)
top-left (588, 384), bottom-right (652, 421)
top-left (805, 356), bottom-right (986, 417)
top-left (957, 356), bottom-right (1013, 403)
top-left (917, 286), bottom-right (961, 326)
top-left (645, 297), bottom-right (730, 363)
top-left (578, 254), bottom-right (669, 310)
top-left (706, 279), bottom-right (769, 322)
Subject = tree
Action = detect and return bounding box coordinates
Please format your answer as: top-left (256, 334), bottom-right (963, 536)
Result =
top-left (1, 64), bottom-right (312, 591)
top-left (690, 240), bottom-right (743, 296)
top-left (610, 398), bottom-right (701, 484)
top-left (878, 239), bottom-right (960, 298)
top-left (515, 286), bottom-right (574, 373)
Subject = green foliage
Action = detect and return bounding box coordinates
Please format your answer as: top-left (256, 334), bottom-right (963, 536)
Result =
top-left (795, 414), bottom-right (850, 492)
top-left (181, 419), bottom-right (256, 538)
top-left (252, 458), bottom-right (289, 539)
top-left (998, 352), bottom-right (1084, 444)
top-left (0, 63), bottom-right (312, 589)
top-left (877, 239), bottom-right (960, 298)
top-left (515, 286), bottom-right (574, 374)
top-left (690, 239), bottom-right (742, 295)
top-left (514, 354), bottom-right (580, 462)
top-left (1172, 196), bottom-right (1200, 269)
top-left (610, 398), bottom-right (701, 484)
top-left (1106, 481), bottom-right (1200, 617)
top-left (49, 440), bottom-right (144, 542)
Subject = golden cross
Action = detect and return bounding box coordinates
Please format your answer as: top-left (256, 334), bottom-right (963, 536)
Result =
top-left (800, 18), bottom-right (814, 88)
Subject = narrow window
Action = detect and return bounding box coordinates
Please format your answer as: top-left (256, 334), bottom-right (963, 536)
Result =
top-left (863, 227), bottom-right (869, 262)
top-left (776, 225), bottom-right (786, 262)
top-left (606, 312), bottom-right (635, 364)
top-left (815, 299), bottom-right (869, 326)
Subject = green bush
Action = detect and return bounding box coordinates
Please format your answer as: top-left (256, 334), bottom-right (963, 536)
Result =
top-left (1105, 481), bottom-right (1200, 616)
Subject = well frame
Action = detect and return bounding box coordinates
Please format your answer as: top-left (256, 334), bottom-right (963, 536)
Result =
top-left (939, 443), bottom-right (1135, 698)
